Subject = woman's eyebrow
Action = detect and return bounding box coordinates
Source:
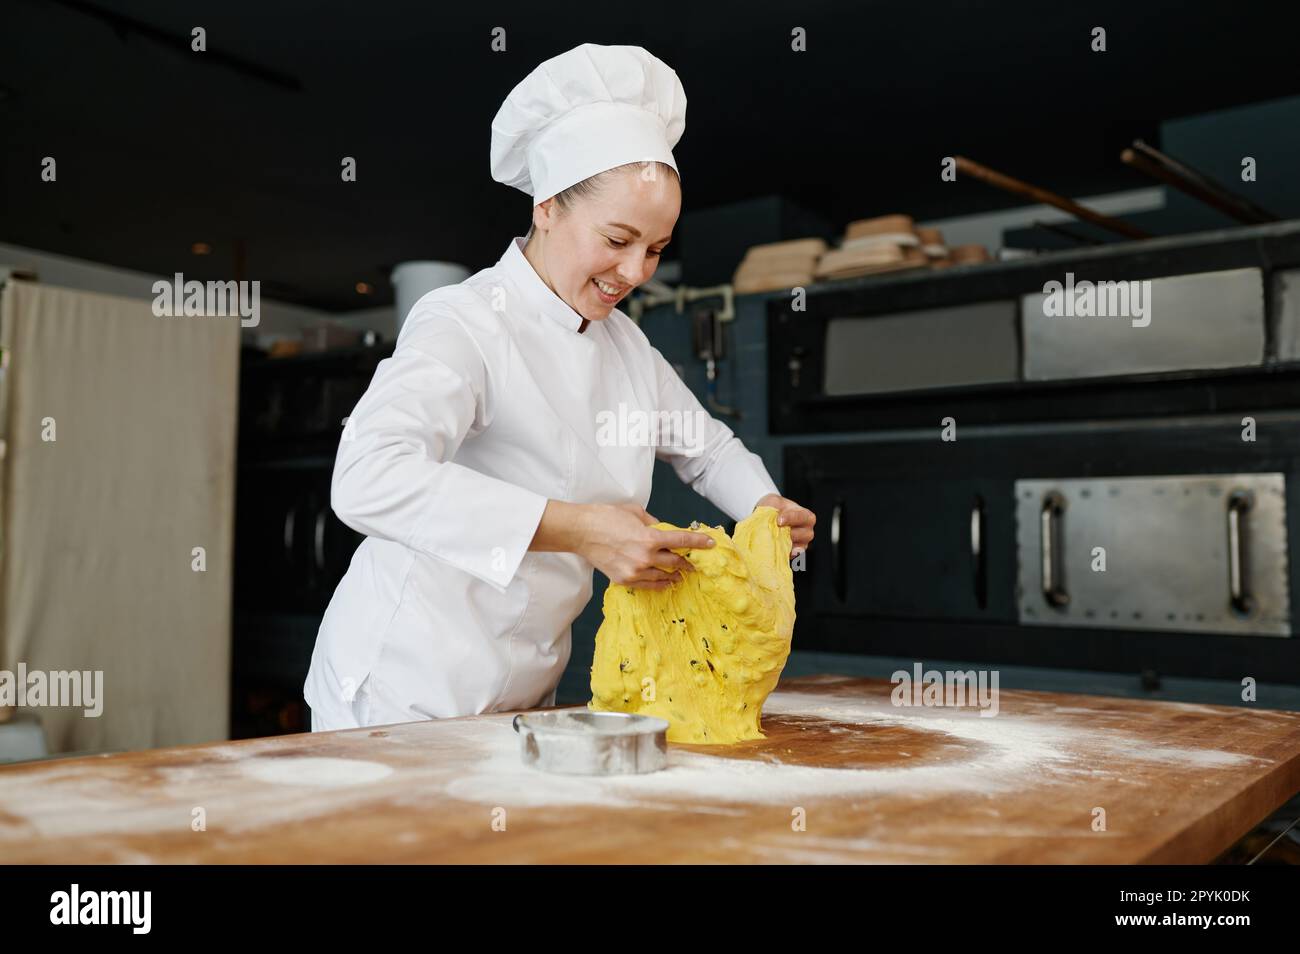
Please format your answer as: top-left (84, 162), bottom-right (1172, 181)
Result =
top-left (607, 222), bottom-right (672, 245)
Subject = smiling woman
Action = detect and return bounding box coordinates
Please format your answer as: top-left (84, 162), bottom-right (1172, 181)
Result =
top-left (523, 161), bottom-right (681, 327)
top-left (303, 43), bottom-right (815, 733)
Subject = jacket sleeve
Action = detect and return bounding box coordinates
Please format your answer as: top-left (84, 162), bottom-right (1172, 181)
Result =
top-left (330, 309), bottom-right (548, 591)
top-left (650, 346), bottom-right (779, 521)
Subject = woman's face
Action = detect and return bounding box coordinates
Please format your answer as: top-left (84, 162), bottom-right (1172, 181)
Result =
top-left (528, 165), bottom-right (681, 322)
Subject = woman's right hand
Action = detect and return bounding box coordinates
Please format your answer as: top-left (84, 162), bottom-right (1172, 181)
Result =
top-left (575, 503), bottom-right (716, 591)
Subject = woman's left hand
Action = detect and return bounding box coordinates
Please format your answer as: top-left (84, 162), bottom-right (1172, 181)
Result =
top-left (754, 494), bottom-right (816, 555)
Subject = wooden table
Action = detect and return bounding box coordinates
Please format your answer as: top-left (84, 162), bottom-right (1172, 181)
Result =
top-left (2, 675), bottom-right (1298, 863)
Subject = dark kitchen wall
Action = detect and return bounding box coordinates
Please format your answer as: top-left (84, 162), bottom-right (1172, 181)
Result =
top-left (1005, 94), bottom-right (1300, 249)
top-left (1161, 94), bottom-right (1300, 226)
top-left (11, 1), bottom-right (1300, 313)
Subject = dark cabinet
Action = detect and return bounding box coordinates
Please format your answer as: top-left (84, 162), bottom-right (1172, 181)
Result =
top-left (231, 344), bottom-right (391, 738)
top-left (233, 461), bottom-right (363, 614)
top-left (796, 475), bottom-right (1015, 622)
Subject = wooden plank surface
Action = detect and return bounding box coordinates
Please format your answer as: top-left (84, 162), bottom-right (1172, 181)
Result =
top-left (2, 675), bottom-right (1298, 863)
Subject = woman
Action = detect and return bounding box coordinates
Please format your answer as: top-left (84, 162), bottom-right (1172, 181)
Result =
top-left (304, 43), bottom-right (815, 731)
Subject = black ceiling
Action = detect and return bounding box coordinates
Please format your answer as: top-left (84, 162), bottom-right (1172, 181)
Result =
top-left (5, 0), bottom-right (1300, 311)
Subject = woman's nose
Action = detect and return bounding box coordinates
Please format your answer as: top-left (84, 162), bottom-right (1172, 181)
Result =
top-left (616, 252), bottom-right (648, 286)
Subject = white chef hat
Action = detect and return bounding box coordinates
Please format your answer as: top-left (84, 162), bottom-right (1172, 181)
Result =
top-left (490, 43), bottom-right (686, 204)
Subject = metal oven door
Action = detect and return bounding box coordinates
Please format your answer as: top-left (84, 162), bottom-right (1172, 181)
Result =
top-left (1015, 474), bottom-right (1290, 636)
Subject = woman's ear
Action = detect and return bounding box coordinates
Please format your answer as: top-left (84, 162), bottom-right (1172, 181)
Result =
top-left (531, 198), bottom-right (558, 234)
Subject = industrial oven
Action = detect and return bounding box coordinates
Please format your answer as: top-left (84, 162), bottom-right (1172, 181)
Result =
top-left (776, 220), bottom-right (1300, 685)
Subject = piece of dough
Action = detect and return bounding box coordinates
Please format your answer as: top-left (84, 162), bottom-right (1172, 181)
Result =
top-left (588, 506), bottom-right (796, 743)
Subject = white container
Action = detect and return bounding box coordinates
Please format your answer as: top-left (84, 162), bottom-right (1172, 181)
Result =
top-left (392, 261), bottom-right (470, 337)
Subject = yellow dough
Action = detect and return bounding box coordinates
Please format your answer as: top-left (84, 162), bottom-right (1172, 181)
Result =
top-left (588, 506), bottom-right (796, 744)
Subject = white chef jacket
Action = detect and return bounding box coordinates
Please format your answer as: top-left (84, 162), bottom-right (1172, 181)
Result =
top-left (303, 236), bottom-right (779, 730)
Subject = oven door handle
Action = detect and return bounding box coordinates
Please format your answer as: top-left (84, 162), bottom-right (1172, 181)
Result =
top-left (282, 505), bottom-right (297, 559)
top-left (1227, 489), bottom-right (1255, 616)
top-left (1040, 491), bottom-right (1069, 607)
top-left (831, 499), bottom-right (846, 603)
top-left (314, 506), bottom-right (328, 574)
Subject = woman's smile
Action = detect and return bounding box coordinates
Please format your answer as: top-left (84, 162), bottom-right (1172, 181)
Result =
top-left (591, 277), bottom-right (628, 304)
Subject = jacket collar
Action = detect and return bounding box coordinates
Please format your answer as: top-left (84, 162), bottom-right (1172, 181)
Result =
top-left (500, 236), bottom-right (591, 335)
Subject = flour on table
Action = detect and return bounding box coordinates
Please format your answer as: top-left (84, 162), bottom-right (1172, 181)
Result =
top-left (439, 688), bottom-right (1264, 810)
top-left (240, 756), bottom-right (393, 787)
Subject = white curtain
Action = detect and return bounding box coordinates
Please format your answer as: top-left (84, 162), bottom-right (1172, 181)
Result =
top-left (0, 280), bottom-right (238, 752)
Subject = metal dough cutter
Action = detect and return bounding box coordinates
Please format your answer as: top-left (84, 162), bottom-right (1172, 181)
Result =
top-left (512, 710), bottom-right (670, 776)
